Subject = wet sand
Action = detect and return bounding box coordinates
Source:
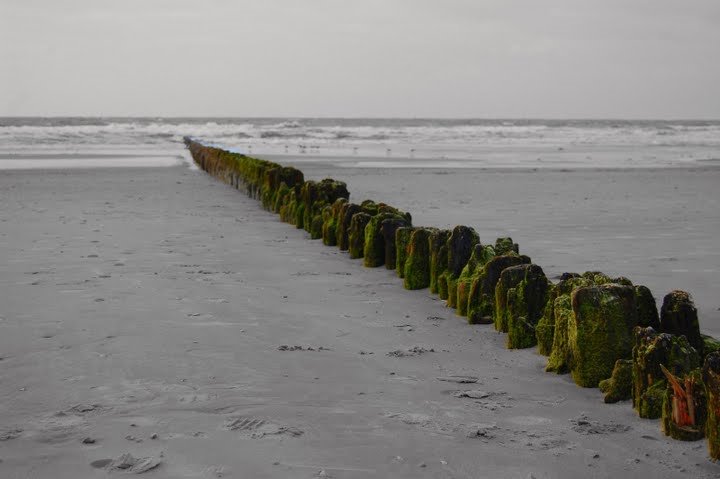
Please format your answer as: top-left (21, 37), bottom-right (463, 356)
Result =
top-left (0, 163), bottom-right (718, 478)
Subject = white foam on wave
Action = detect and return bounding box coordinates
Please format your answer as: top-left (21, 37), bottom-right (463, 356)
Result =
top-left (3, 118), bottom-right (720, 170)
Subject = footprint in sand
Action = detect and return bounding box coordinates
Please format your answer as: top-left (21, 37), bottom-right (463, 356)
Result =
top-left (224, 416), bottom-right (304, 439)
top-left (91, 453), bottom-right (162, 474)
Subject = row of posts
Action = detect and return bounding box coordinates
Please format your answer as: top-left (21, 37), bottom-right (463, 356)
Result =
top-left (184, 137), bottom-right (720, 461)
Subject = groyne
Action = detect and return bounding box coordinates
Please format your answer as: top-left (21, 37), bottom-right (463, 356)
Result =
top-left (184, 137), bottom-right (720, 460)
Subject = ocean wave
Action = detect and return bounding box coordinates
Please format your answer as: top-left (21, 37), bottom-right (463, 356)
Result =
top-left (2, 118), bottom-right (720, 151)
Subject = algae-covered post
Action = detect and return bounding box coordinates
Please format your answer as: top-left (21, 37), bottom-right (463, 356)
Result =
top-left (395, 226), bottom-right (417, 278)
top-left (466, 254), bottom-right (530, 325)
top-left (632, 327), bottom-right (700, 419)
top-left (322, 198), bottom-right (347, 247)
top-left (599, 359), bottom-right (633, 403)
top-left (348, 212), bottom-right (373, 259)
top-left (380, 217), bottom-right (411, 270)
top-left (439, 226), bottom-right (479, 307)
top-left (429, 229), bottom-right (451, 295)
top-left (660, 290), bottom-right (703, 357)
top-left (703, 352), bottom-right (720, 460)
top-left (455, 244), bottom-right (492, 318)
top-left (502, 264), bottom-right (550, 349)
top-left (569, 284), bottom-right (637, 388)
top-left (337, 203), bottom-right (362, 251)
top-left (403, 228), bottom-right (433, 290)
top-left (301, 179), bottom-right (350, 239)
top-left (363, 208), bottom-right (410, 268)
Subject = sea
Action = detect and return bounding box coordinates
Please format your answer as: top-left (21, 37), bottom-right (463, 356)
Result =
top-left (1, 117), bottom-right (720, 169)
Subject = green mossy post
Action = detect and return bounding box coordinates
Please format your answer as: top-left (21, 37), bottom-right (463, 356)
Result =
top-left (599, 359), bottom-right (633, 403)
top-left (443, 226), bottom-right (480, 307)
top-left (395, 227), bottom-right (417, 278)
top-left (544, 276), bottom-right (594, 373)
top-left (429, 229), bottom-right (451, 295)
top-left (337, 203), bottom-right (361, 251)
top-left (300, 181), bottom-right (318, 233)
top-left (635, 285), bottom-right (660, 329)
top-left (273, 182), bottom-right (290, 214)
top-left (360, 199), bottom-right (379, 216)
top-left (466, 255), bottom-right (530, 325)
top-left (661, 367), bottom-right (706, 441)
top-left (495, 263), bottom-right (527, 333)
top-left (703, 335), bottom-right (720, 359)
top-left (546, 295), bottom-right (576, 373)
top-left (438, 272), bottom-right (449, 300)
top-left (380, 217), bottom-right (411, 270)
top-left (660, 290), bottom-right (703, 357)
top-left (295, 203), bottom-right (305, 230)
top-left (456, 244), bottom-right (490, 317)
top-left (504, 264), bottom-right (550, 349)
top-left (322, 198), bottom-right (347, 247)
top-left (642, 380), bottom-right (668, 419)
top-left (348, 213), bottom-right (372, 259)
top-left (301, 179), bottom-right (350, 235)
top-left (310, 213), bottom-right (324, 240)
top-left (279, 190), bottom-right (296, 223)
top-left (632, 327), bottom-right (701, 419)
top-left (568, 284), bottom-right (638, 388)
top-left (364, 212), bottom-right (407, 268)
top-left (702, 352), bottom-right (720, 460)
top-left (404, 228), bottom-right (432, 290)
top-left (447, 226), bottom-right (480, 278)
top-left (261, 166), bottom-right (304, 211)
top-left (494, 237), bottom-right (519, 255)
top-left (535, 282), bottom-right (558, 356)
top-left (582, 271), bottom-right (613, 284)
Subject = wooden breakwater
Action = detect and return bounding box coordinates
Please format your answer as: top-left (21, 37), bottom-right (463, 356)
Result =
top-left (184, 137), bottom-right (720, 460)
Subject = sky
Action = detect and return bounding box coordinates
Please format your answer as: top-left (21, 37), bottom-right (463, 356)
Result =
top-left (1, 0), bottom-right (719, 118)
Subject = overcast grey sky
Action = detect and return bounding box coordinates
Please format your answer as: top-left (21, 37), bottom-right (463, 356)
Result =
top-left (1, 0), bottom-right (719, 118)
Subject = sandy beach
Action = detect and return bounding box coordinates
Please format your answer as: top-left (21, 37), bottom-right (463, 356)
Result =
top-left (1, 160), bottom-right (718, 478)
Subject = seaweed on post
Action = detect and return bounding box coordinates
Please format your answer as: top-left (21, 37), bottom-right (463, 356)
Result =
top-left (395, 227), bottom-right (417, 278)
top-left (702, 352), bottom-right (720, 460)
top-left (364, 209), bottom-right (410, 268)
top-left (403, 228), bottom-right (432, 290)
top-left (456, 244), bottom-right (495, 317)
top-left (466, 254), bottom-right (530, 325)
top-left (348, 212), bottom-right (372, 259)
top-left (337, 203), bottom-right (361, 251)
top-left (380, 217), bottom-right (412, 270)
top-left (661, 290), bottom-right (703, 357)
top-left (502, 264), bottom-right (550, 349)
top-left (568, 284), bottom-right (638, 388)
top-left (632, 327), bottom-right (700, 419)
top-left (429, 229), bottom-right (451, 295)
top-left (439, 225), bottom-right (479, 308)
top-left (322, 198), bottom-right (347, 247)
top-left (599, 359), bottom-right (633, 403)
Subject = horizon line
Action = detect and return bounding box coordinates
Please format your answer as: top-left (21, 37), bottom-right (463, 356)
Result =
top-left (2, 115), bottom-right (720, 122)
